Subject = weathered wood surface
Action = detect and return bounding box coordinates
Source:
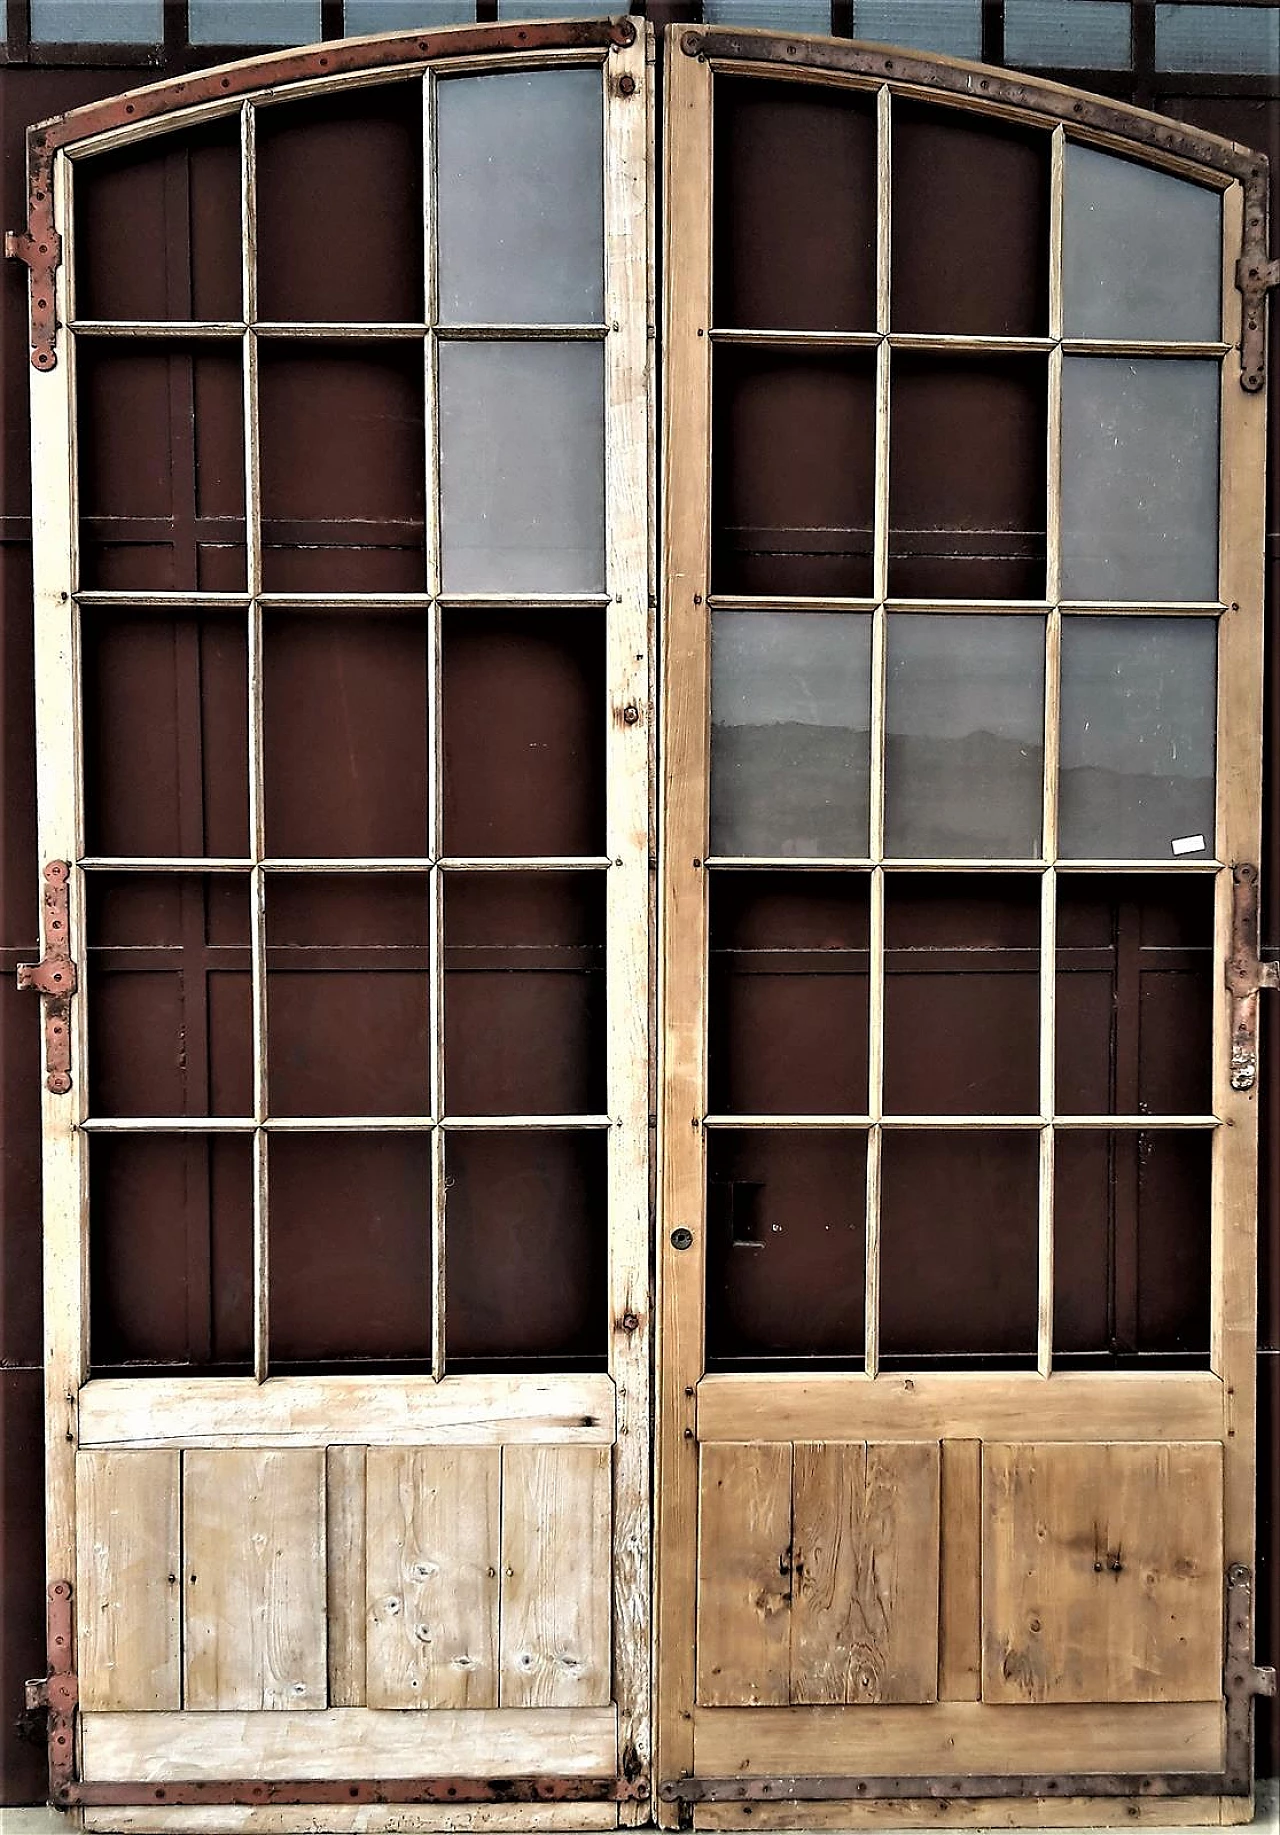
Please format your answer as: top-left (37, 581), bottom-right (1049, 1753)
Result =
top-left (696, 1443), bottom-right (792, 1708)
top-left (500, 1446), bottom-right (613, 1709)
top-left (77, 1449), bottom-right (182, 1711)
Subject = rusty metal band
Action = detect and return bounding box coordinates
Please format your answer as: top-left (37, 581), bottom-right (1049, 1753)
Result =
top-left (61, 1779), bottom-right (649, 1808)
top-left (681, 27), bottom-right (1272, 392)
top-left (8, 14), bottom-right (637, 371)
top-left (16, 861), bottom-right (76, 1094)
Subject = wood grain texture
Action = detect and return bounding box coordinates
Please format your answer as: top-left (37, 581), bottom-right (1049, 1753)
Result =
top-left (500, 1445), bottom-right (612, 1708)
top-left (692, 1700), bottom-right (1223, 1776)
top-left (790, 1442), bottom-right (939, 1706)
top-left (692, 1796), bottom-right (1238, 1830)
top-left (326, 1445), bottom-right (367, 1708)
top-left (183, 1448), bottom-right (327, 1710)
top-left (81, 1707), bottom-right (619, 1781)
top-left (365, 1446), bottom-right (500, 1709)
top-left (938, 1438), bottom-right (982, 1702)
top-left (981, 1442), bottom-right (1224, 1704)
top-left (696, 1443), bottom-right (792, 1708)
top-left (84, 1811), bottom-right (617, 1834)
top-left (76, 1449), bottom-right (181, 1710)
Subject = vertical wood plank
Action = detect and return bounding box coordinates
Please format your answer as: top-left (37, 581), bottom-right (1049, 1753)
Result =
top-left (790, 1442), bottom-right (939, 1706)
top-left (183, 1449), bottom-right (327, 1710)
top-left (982, 1441), bottom-right (1224, 1704)
top-left (500, 1445), bottom-right (612, 1709)
top-left (365, 1446), bottom-right (500, 1710)
top-left (938, 1438), bottom-right (982, 1702)
top-left (77, 1450), bottom-right (181, 1711)
top-left (325, 1445), bottom-right (367, 1708)
top-left (696, 1443), bottom-right (792, 1708)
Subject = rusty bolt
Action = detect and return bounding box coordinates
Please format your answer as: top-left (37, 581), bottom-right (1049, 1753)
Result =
top-left (618, 73), bottom-right (636, 96)
top-left (621, 1312), bottom-right (640, 1332)
top-left (622, 702), bottom-right (641, 725)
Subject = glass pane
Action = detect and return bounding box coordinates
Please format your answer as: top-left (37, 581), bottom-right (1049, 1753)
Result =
top-left (445, 1130), bottom-right (607, 1368)
top-left (854, 0), bottom-right (982, 57)
top-left (706, 1130), bottom-right (868, 1367)
top-left (346, 0), bottom-right (473, 23)
top-left (1055, 875), bottom-right (1214, 1114)
top-left (1064, 144), bottom-right (1220, 342)
top-left (883, 876), bottom-right (1041, 1115)
top-left (884, 615), bottom-right (1045, 858)
top-left (1058, 616), bottom-right (1216, 859)
top-left (879, 1130), bottom-right (1039, 1362)
top-left (1054, 1131), bottom-right (1211, 1362)
top-left (710, 612), bottom-right (872, 858)
top-left (31, 0), bottom-right (161, 38)
top-left (1004, 0), bottom-right (1132, 68)
top-left (437, 70), bottom-right (602, 327)
top-left (439, 341), bottom-right (604, 593)
top-left (704, 0), bottom-right (832, 26)
top-left (1156, 4), bottom-right (1280, 75)
top-left (189, 0), bottom-right (321, 43)
top-left (709, 873), bottom-right (871, 1114)
top-left (1060, 358), bottom-right (1219, 603)
top-left (497, 0), bottom-right (613, 13)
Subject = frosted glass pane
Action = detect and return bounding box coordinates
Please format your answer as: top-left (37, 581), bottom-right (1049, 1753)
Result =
top-left (711, 612), bottom-right (872, 858)
top-left (346, 0), bottom-right (474, 26)
top-left (1004, 0), bottom-right (1132, 68)
top-left (1064, 144), bottom-right (1220, 341)
top-left (854, 0), bottom-right (982, 56)
top-left (32, 0), bottom-right (161, 37)
top-left (885, 615), bottom-right (1045, 858)
top-left (190, 0), bottom-right (319, 41)
top-left (437, 71), bottom-right (602, 326)
top-left (439, 341), bottom-right (604, 594)
top-left (705, 0), bottom-right (831, 26)
top-left (1156, 4), bottom-right (1280, 75)
top-left (1058, 617), bottom-right (1216, 859)
top-left (1061, 359), bottom-right (1219, 603)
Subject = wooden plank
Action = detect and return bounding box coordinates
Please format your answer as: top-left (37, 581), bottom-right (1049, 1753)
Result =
top-left (693, 1797), bottom-right (1234, 1830)
top-left (982, 1442), bottom-right (1224, 1705)
top-left (500, 1445), bottom-right (612, 1709)
top-left (937, 1439), bottom-right (982, 1702)
top-left (790, 1442), bottom-right (939, 1706)
top-left (76, 1450), bottom-right (181, 1711)
top-left (691, 1701), bottom-right (1223, 1777)
top-left (326, 1445), bottom-right (367, 1708)
top-left (365, 1447), bottom-right (499, 1710)
top-left (183, 1449), bottom-right (327, 1711)
top-left (655, 29), bottom-right (713, 1819)
top-left (84, 1810), bottom-right (617, 1834)
top-left (81, 1708), bottom-right (619, 1782)
top-left (697, 1370), bottom-right (1224, 1444)
top-left (78, 1373), bottom-right (615, 1447)
top-left (696, 1443), bottom-right (792, 1709)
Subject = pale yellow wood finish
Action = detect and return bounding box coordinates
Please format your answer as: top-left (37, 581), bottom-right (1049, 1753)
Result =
top-left (692, 1796), bottom-right (1244, 1830)
top-left (85, 1811), bottom-right (616, 1834)
top-left (76, 1449), bottom-right (181, 1711)
top-left (696, 1444), bottom-right (792, 1708)
top-left (937, 1439), bottom-right (982, 1702)
top-left (500, 1446), bottom-right (613, 1710)
top-left (325, 1445), bottom-right (368, 1708)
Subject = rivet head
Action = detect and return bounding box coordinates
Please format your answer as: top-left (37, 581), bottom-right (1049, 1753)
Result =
top-left (671, 1226), bottom-right (693, 1251)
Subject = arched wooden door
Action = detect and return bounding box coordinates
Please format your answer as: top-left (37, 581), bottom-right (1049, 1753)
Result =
top-left (19, 16), bottom-right (652, 1828)
top-left (656, 23), bottom-right (1273, 1827)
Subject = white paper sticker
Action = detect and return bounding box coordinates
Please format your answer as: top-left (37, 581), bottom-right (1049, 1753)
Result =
top-left (1171, 834), bottom-right (1206, 856)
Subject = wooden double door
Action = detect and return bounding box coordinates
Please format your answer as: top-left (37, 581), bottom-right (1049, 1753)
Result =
top-left (18, 16), bottom-right (1271, 1830)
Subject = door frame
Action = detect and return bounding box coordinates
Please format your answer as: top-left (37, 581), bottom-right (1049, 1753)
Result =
top-left (655, 23), bottom-right (1271, 1825)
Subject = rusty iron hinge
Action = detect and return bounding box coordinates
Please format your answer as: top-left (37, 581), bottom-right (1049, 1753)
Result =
top-left (1227, 862), bottom-right (1278, 1093)
top-left (17, 861), bottom-right (77, 1095)
top-left (5, 138), bottom-right (59, 373)
top-left (1237, 251), bottom-right (1278, 394)
top-left (663, 1565), bottom-right (1275, 1805)
top-left (32, 1580), bottom-right (648, 1809)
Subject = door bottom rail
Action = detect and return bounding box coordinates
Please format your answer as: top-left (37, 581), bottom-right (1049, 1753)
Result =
top-left (26, 1581), bottom-right (649, 1810)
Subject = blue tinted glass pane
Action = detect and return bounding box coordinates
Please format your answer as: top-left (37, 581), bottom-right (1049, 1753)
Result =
top-left (346, 0), bottom-right (474, 25)
top-left (1005, 0), bottom-right (1132, 68)
top-left (854, 0), bottom-right (982, 57)
top-left (704, 0), bottom-right (831, 25)
top-left (31, 0), bottom-right (161, 39)
top-left (189, 0), bottom-right (321, 43)
top-left (496, 0), bottom-right (613, 14)
top-left (1156, 4), bottom-right (1280, 74)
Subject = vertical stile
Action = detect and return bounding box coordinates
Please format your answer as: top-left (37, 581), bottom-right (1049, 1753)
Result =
top-left (866, 865), bottom-right (885, 1379)
top-left (873, 87), bottom-right (891, 609)
top-left (864, 1124), bottom-right (881, 1380)
top-left (36, 147), bottom-right (85, 1578)
top-left (605, 32), bottom-right (655, 1815)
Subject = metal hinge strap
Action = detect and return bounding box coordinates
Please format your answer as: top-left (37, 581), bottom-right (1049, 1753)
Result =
top-left (17, 861), bottom-right (77, 1095)
top-left (1237, 250), bottom-right (1279, 394)
top-left (4, 137), bottom-right (59, 373)
top-left (1227, 862), bottom-right (1278, 1092)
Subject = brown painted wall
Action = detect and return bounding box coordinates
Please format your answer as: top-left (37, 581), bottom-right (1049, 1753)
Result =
top-left (0, 25), bottom-right (1277, 1804)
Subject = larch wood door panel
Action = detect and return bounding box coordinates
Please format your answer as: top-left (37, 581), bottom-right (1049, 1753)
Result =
top-left (696, 1443), bottom-right (793, 1709)
top-left (76, 1449), bottom-right (182, 1711)
top-left (499, 1445), bottom-right (614, 1710)
top-left (182, 1448), bottom-right (328, 1712)
top-left (981, 1442), bottom-right (1225, 1704)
